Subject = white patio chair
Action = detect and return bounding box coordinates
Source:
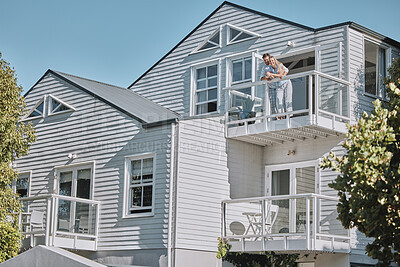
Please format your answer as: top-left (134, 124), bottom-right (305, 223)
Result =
top-left (78, 215), bottom-right (89, 234)
top-left (265, 204), bottom-right (279, 234)
top-left (28, 210), bottom-right (45, 247)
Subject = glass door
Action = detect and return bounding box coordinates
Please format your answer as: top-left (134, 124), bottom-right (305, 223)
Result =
top-left (57, 166), bottom-right (92, 233)
top-left (265, 161), bottom-right (318, 233)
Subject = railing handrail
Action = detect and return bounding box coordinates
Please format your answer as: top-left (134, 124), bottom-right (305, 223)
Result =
top-left (19, 194), bottom-right (101, 205)
top-left (223, 70), bottom-right (351, 91)
top-left (221, 193), bottom-right (339, 204)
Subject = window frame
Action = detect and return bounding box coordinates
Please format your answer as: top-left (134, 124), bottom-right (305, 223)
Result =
top-left (13, 171), bottom-right (32, 198)
top-left (363, 37), bottom-right (391, 99)
top-left (23, 96), bottom-right (47, 121)
top-left (226, 51), bottom-right (257, 87)
top-left (190, 59), bottom-right (221, 116)
top-left (48, 94), bottom-right (76, 116)
top-left (54, 161), bottom-right (95, 200)
top-left (191, 26), bottom-right (222, 54)
top-left (226, 23), bottom-right (261, 46)
top-left (123, 152), bottom-right (156, 219)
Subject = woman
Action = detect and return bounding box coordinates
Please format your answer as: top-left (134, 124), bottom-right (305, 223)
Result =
top-left (260, 55), bottom-right (293, 117)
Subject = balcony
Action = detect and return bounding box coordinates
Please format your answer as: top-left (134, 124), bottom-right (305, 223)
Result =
top-left (19, 194), bottom-right (100, 251)
top-left (221, 194), bottom-right (350, 253)
top-left (224, 71), bottom-right (351, 145)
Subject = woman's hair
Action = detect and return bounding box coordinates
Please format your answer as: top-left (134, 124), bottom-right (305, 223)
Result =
top-left (270, 56), bottom-right (284, 72)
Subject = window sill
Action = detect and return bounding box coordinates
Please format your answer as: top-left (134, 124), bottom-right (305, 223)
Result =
top-left (362, 92), bottom-right (389, 103)
top-left (122, 211), bottom-right (154, 219)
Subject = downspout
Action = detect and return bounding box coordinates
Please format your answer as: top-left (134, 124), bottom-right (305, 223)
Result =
top-left (168, 122), bottom-right (178, 267)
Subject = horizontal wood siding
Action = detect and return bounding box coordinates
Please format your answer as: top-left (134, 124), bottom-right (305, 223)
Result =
top-left (227, 139), bottom-right (263, 198)
top-left (175, 116), bottom-right (229, 251)
top-left (16, 73), bottom-right (172, 251)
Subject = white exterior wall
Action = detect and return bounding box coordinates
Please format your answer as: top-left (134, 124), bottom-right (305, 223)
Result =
top-left (16, 73), bottom-right (172, 253)
top-left (175, 116), bottom-right (229, 252)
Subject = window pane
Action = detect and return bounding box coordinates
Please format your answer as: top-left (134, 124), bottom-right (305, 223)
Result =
top-left (131, 187), bottom-right (142, 208)
top-left (197, 91), bottom-right (207, 102)
top-left (142, 158), bottom-right (153, 182)
top-left (131, 160), bottom-right (141, 184)
top-left (143, 186), bottom-right (152, 207)
top-left (208, 77), bottom-right (217, 87)
top-left (77, 169), bottom-right (91, 199)
top-left (197, 68), bottom-right (206, 79)
top-left (16, 177), bottom-right (29, 198)
top-left (209, 32), bottom-right (220, 44)
top-left (36, 102), bottom-right (44, 113)
top-left (207, 65), bottom-right (217, 77)
top-left (230, 28), bottom-right (240, 41)
top-left (232, 61), bottom-right (243, 82)
top-left (235, 32), bottom-right (252, 41)
top-left (378, 47), bottom-right (386, 96)
top-left (207, 102), bottom-right (217, 113)
top-left (245, 59), bottom-right (252, 80)
top-left (196, 103), bottom-right (207, 115)
top-left (365, 40), bottom-right (378, 95)
top-left (208, 89), bottom-right (217, 101)
top-left (59, 171), bottom-right (72, 196)
top-left (197, 80), bottom-right (206, 89)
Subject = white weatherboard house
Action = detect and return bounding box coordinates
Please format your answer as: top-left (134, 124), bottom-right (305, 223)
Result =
top-left (7, 2), bottom-right (400, 267)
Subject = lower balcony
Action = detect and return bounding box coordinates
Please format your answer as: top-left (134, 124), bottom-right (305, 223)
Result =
top-left (225, 71), bottom-right (351, 146)
top-left (19, 194), bottom-right (100, 251)
top-left (221, 194), bottom-right (350, 253)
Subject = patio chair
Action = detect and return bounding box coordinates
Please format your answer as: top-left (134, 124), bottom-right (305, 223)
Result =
top-left (265, 204), bottom-right (279, 234)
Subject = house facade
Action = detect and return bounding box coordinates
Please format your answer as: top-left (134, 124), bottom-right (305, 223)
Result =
top-left (11, 2), bottom-right (400, 267)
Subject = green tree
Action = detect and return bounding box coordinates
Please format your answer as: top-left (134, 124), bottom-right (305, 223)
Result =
top-left (320, 58), bottom-right (400, 266)
top-left (0, 53), bottom-right (36, 262)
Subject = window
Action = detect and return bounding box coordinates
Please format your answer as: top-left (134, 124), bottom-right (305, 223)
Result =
top-left (232, 57), bottom-right (252, 84)
top-left (25, 97), bottom-right (45, 120)
top-left (124, 153), bottom-right (155, 217)
top-left (364, 39), bottom-right (388, 97)
top-left (13, 172), bottom-right (31, 198)
top-left (48, 94), bottom-right (74, 115)
top-left (193, 27), bottom-right (221, 53)
top-left (57, 166), bottom-right (92, 199)
top-left (227, 24), bottom-right (260, 45)
top-left (24, 94), bottom-right (75, 120)
top-left (194, 64), bottom-right (218, 115)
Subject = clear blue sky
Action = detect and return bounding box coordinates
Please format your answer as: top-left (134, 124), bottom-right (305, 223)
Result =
top-left (1, 0), bottom-right (399, 94)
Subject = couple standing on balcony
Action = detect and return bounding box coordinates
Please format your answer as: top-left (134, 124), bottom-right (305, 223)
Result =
top-left (260, 53), bottom-right (293, 118)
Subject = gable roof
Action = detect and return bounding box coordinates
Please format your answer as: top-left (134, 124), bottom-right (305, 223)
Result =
top-left (128, 1), bottom-right (400, 88)
top-left (26, 70), bottom-right (179, 127)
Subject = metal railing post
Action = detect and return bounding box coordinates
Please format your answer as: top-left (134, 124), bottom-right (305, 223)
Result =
top-left (306, 197), bottom-right (311, 250)
top-left (308, 75), bottom-right (313, 123)
top-left (95, 202), bottom-right (100, 250)
top-left (45, 197), bottom-right (51, 246)
top-left (264, 83), bottom-right (269, 131)
top-left (312, 196), bottom-right (317, 250)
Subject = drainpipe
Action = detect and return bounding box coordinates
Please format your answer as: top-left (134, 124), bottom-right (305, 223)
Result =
top-left (167, 122), bottom-right (178, 267)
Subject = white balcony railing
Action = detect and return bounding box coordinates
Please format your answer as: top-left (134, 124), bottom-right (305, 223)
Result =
top-left (19, 194), bottom-right (100, 251)
top-left (221, 194), bottom-right (350, 253)
top-left (225, 71), bottom-right (352, 143)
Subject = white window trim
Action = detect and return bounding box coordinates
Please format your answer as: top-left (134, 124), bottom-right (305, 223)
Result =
top-left (48, 94), bottom-right (76, 116)
top-left (13, 170), bottom-right (32, 197)
top-left (363, 36), bottom-right (391, 99)
top-left (22, 95), bottom-right (47, 121)
top-left (226, 23), bottom-right (261, 46)
top-left (190, 59), bottom-right (221, 116)
top-left (191, 26), bottom-right (222, 55)
top-left (264, 160), bottom-right (320, 196)
top-left (226, 51), bottom-right (257, 87)
top-left (54, 161), bottom-right (95, 200)
top-left (123, 152), bottom-right (156, 219)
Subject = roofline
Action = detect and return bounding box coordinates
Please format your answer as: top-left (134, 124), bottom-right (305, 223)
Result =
top-left (29, 69), bottom-right (146, 124)
top-left (142, 118), bottom-right (179, 129)
top-left (129, 1), bottom-right (400, 88)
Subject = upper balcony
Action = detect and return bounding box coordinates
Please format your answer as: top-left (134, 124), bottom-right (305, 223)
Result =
top-left (224, 70), bottom-right (351, 145)
top-left (19, 194), bottom-right (100, 251)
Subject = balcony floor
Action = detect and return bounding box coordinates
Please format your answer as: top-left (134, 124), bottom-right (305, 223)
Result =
top-left (227, 114), bottom-right (347, 146)
top-left (228, 235), bottom-right (350, 253)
